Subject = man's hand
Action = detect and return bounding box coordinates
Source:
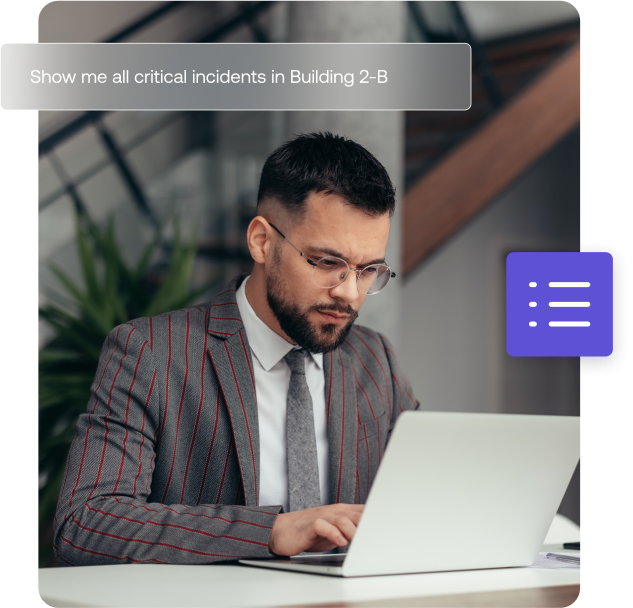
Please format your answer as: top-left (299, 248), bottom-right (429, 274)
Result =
top-left (268, 504), bottom-right (364, 556)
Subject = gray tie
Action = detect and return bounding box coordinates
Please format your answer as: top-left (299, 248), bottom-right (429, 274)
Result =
top-left (285, 349), bottom-right (321, 512)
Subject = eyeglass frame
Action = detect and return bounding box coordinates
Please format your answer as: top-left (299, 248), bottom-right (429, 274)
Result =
top-left (268, 222), bottom-right (396, 295)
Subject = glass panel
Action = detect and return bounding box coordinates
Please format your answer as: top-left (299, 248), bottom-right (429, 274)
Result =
top-left (77, 165), bottom-right (130, 223)
top-left (125, 115), bottom-right (191, 185)
top-left (39, 195), bottom-right (75, 260)
top-left (102, 111), bottom-right (172, 149)
top-left (39, 156), bottom-right (64, 203)
top-left (55, 124), bottom-right (108, 181)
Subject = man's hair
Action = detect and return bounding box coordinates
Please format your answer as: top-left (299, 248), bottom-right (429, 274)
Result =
top-left (257, 132), bottom-right (395, 218)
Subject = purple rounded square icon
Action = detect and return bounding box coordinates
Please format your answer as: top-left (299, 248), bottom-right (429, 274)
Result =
top-left (506, 252), bottom-right (613, 357)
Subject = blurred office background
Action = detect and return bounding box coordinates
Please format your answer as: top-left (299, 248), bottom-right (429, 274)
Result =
top-left (38, 1), bottom-right (580, 566)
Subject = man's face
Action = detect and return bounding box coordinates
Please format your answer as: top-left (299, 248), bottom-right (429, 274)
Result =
top-left (265, 191), bottom-right (391, 353)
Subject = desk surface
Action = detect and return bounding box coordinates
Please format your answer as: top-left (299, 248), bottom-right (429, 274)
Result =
top-left (39, 544), bottom-right (580, 608)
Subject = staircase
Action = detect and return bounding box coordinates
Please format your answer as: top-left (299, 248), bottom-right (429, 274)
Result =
top-left (405, 22), bottom-right (580, 189)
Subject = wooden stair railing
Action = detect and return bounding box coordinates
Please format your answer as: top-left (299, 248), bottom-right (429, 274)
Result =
top-left (404, 24), bottom-right (580, 188)
top-left (402, 43), bottom-right (580, 277)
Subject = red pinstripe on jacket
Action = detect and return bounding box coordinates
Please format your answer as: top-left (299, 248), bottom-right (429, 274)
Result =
top-left (53, 274), bottom-right (419, 566)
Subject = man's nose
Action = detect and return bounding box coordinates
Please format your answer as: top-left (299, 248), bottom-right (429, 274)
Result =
top-left (329, 269), bottom-right (360, 304)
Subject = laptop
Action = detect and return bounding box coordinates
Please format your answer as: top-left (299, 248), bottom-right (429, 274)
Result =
top-left (239, 411), bottom-right (580, 577)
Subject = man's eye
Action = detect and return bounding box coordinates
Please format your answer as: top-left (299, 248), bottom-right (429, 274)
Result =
top-left (318, 259), bottom-right (337, 267)
top-left (363, 267), bottom-right (378, 275)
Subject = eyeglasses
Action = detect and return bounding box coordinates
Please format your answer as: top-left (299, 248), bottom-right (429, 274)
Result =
top-left (269, 223), bottom-right (396, 295)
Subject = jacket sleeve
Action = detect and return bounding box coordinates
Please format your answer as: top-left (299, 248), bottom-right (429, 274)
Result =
top-left (53, 322), bottom-right (281, 567)
top-left (379, 333), bottom-right (421, 439)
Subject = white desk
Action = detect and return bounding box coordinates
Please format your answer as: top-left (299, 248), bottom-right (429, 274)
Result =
top-left (39, 544), bottom-right (580, 608)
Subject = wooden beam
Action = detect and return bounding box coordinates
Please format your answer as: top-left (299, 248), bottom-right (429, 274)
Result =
top-left (402, 43), bottom-right (580, 277)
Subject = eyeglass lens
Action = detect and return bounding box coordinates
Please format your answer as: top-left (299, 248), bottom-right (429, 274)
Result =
top-left (312, 257), bottom-right (391, 294)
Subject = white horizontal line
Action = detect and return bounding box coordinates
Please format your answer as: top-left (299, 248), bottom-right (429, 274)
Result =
top-left (549, 321), bottom-right (591, 327)
top-left (549, 282), bottom-right (590, 288)
top-left (549, 302), bottom-right (590, 307)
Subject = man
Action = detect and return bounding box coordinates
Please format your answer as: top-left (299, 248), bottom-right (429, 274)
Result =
top-left (54, 132), bottom-right (419, 566)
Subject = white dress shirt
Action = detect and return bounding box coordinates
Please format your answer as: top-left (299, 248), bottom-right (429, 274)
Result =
top-left (236, 276), bottom-right (330, 512)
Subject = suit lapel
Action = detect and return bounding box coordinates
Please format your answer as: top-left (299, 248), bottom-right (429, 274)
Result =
top-left (324, 347), bottom-right (359, 505)
top-left (206, 276), bottom-right (260, 506)
top-left (205, 275), bottom-right (360, 508)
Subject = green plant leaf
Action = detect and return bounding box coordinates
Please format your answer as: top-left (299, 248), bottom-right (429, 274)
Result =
top-left (38, 349), bottom-right (84, 363)
top-left (133, 220), bottom-right (164, 281)
top-left (75, 212), bottom-right (101, 304)
top-left (39, 204), bottom-right (212, 567)
top-left (40, 307), bottom-right (105, 355)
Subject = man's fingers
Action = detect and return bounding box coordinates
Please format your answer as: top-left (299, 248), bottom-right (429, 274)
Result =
top-left (333, 505), bottom-right (364, 528)
top-left (347, 510), bottom-right (363, 525)
top-left (316, 504), bottom-right (364, 542)
top-left (331, 515), bottom-right (358, 542)
top-left (313, 514), bottom-right (359, 544)
top-left (312, 517), bottom-right (348, 546)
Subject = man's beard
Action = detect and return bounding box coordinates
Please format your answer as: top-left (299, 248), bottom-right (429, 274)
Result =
top-left (266, 262), bottom-right (358, 354)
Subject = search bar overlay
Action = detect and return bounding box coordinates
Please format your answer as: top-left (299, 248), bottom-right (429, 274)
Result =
top-left (1, 43), bottom-right (471, 110)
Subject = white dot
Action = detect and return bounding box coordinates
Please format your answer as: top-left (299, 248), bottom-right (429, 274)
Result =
top-left (529, 302), bottom-right (537, 307)
top-left (529, 282), bottom-right (537, 287)
top-left (529, 321), bottom-right (537, 327)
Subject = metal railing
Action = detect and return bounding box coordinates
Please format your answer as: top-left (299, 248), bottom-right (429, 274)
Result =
top-left (39, 1), bottom-right (278, 225)
top-left (41, 1), bottom-right (581, 225)
top-left (407, 1), bottom-right (504, 108)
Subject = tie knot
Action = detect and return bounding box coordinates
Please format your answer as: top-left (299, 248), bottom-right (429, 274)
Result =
top-left (284, 349), bottom-right (306, 375)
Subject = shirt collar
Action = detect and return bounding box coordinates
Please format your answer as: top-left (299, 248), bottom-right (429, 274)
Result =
top-left (236, 276), bottom-right (323, 372)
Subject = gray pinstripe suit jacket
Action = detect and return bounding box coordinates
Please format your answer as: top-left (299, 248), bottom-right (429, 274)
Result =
top-left (54, 274), bottom-right (419, 566)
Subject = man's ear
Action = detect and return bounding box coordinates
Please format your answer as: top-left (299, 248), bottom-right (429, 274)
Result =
top-left (246, 216), bottom-right (272, 264)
